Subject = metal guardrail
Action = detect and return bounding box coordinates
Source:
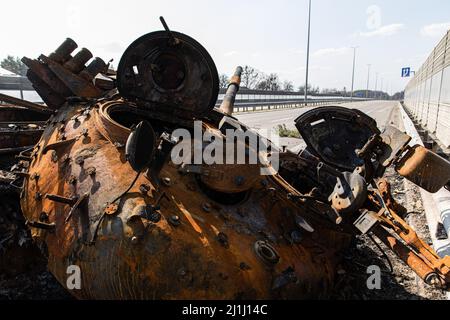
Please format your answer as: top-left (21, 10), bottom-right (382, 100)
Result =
top-left (0, 75), bottom-right (33, 90)
top-left (215, 98), bottom-right (369, 113)
top-left (1, 75), bottom-right (368, 113)
top-left (404, 29), bottom-right (450, 148)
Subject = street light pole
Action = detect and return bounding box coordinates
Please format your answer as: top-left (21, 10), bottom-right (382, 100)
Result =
top-left (380, 78), bottom-right (383, 100)
top-left (350, 46), bottom-right (358, 101)
top-left (374, 72), bottom-right (378, 99)
top-left (366, 64), bottom-right (371, 99)
top-left (304, 0), bottom-right (312, 105)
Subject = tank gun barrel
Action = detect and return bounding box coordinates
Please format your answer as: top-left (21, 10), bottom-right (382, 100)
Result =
top-left (220, 66), bottom-right (242, 116)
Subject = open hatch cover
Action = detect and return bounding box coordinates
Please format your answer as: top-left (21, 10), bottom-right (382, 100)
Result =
top-left (294, 106), bottom-right (380, 171)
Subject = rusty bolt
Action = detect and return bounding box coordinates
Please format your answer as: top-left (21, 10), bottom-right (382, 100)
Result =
top-left (51, 150), bottom-right (58, 163)
top-left (168, 215), bottom-right (181, 226)
top-left (254, 241), bottom-right (279, 265)
top-left (68, 175), bottom-right (77, 185)
top-left (62, 154), bottom-right (71, 164)
top-left (217, 232), bottom-right (229, 248)
top-left (267, 187), bottom-right (276, 194)
top-left (162, 177), bottom-right (171, 186)
top-left (239, 262), bottom-right (251, 270)
top-left (139, 184), bottom-right (151, 194)
top-left (35, 192), bottom-right (42, 201)
top-left (75, 156), bottom-right (84, 165)
top-left (104, 203), bottom-right (119, 216)
top-left (31, 172), bottom-right (40, 181)
top-left (290, 230), bottom-right (303, 244)
top-left (130, 236), bottom-right (139, 244)
top-left (177, 268), bottom-right (187, 278)
top-left (39, 212), bottom-right (49, 222)
top-left (86, 167), bottom-right (96, 176)
top-left (202, 202), bottom-right (212, 212)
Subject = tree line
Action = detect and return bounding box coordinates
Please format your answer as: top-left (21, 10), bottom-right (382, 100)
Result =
top-left (0, 55), bottom-right (27, 76)
top-left (219, 65), bottom-right (404, 99)
top-left (220, 65), bottom-right (324, 94)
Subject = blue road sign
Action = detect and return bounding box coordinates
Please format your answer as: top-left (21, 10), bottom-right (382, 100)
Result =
top-left (401, 67), bottom-right (411, 77)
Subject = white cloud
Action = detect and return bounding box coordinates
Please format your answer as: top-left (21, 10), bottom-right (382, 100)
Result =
top-left (420, 22), bottom-right (450, 38)
top-left (313, 47), bottom-right (350, 57)
top-left (224, 51), bottom-right (238, 57)
top-left (357, 23), bottom-right (404, 37)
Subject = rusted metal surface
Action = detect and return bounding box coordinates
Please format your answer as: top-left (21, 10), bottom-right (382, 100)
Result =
top-left (373, 179), bottom-right (450, 287)
top-left (0, 93), bottom-right (53, 115)
top-left (22, 38), bottom-right (109, 109)
top-left (116, 27), bottom-right (219, 121)
top-left (0, 121), bottom-right (45, 148)
top-left (395, 145), bottom-right (450, 193)
top-left (294, 106), bottom-right (380, 171)
top-left (19, 96), bottom-right (351, 299)
top-left (6, 19), bottom-right (450, 300)
top-left (219, 66), bottom-right (242, 116)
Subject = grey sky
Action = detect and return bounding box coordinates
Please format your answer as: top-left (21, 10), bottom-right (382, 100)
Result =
top-left (1, 0), bottom-right (449, 94)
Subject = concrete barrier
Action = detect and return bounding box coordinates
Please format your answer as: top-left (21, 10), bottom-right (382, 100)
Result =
top-left (399, 103), bottom-right (450, 257)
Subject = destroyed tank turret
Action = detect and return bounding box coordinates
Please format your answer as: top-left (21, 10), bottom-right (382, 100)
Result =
top-left (6, 17), bottom-right (450, 299)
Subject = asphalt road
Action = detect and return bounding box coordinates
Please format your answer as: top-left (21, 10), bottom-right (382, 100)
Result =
top-left (235, 100), bottom-right (397, 149)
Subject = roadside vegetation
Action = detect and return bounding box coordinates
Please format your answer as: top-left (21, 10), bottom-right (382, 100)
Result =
top-left (275, 124), bottom-right (300, 138)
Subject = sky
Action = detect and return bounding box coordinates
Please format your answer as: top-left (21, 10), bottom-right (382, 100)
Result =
top-left (1, 0), bottom-right (450, 94)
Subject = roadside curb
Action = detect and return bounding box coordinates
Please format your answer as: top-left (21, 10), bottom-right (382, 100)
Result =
top-left (398, 103), bottom-right (450, 258)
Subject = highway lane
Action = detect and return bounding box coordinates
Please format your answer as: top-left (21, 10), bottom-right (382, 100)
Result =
top-left (235, 100), bottom-right (397, 149)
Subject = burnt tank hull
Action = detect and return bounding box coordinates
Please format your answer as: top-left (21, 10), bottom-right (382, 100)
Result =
top-left (20, 99), bottom-right (351, 299)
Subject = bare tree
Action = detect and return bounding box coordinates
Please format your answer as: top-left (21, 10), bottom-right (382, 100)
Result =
top-left (265, 73), bottom-right (281, 91)
top-left (298, 84), bottom-right (312, 94)
top-left (1, 55), bottom-right (27, 76)
top-left (283, 80), bottom-right (294, 92)
top-left (241, 65), bottom-right (261, 89)
top-left (256, 79), bottom-right (268, 91)
top-left (219, 74), bottom-right (229, 89)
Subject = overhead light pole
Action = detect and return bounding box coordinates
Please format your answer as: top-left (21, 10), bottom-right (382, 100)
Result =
top-left (380, 77), bottom-right (383, 100)
top-left (304, 0), bottom-right (312, 105)
top-left (374, 72), bottom-right (378, 99)
top-left (350, 46), bottom-right (358, 101)
top-left (366, 64), bottom-right (371, 99)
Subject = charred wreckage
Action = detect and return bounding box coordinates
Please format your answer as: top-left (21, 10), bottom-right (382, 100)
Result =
top-left (1, 18), bottom-right (450, 299)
